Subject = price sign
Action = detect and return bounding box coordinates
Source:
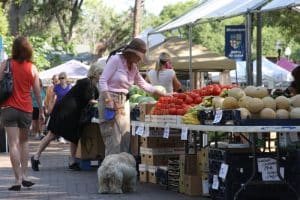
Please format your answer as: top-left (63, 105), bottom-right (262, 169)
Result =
top-left (136, 125), bottom-right (144, 136)
top-left (181, 127), bottom-right (188, 140)
top-left (219, 163), bottom-right (229, 179)
top-left (213, 110), bottom-right (223, 124)
top-left (212, 175), bottom-right (219, 190)
top-left (163, 124), bottom-right (170, 138)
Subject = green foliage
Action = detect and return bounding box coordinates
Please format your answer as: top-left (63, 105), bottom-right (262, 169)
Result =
top-left (0, 8), bottom-right (8, 36)
top-left (29, 36), bottom-right (51, 70)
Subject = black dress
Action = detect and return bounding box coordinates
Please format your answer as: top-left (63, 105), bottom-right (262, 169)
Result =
top-left (47, 78), bottom-right (99, 144)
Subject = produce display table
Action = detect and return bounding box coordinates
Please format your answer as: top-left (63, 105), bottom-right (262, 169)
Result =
top-left (131, 120), bottom-right (300, 200)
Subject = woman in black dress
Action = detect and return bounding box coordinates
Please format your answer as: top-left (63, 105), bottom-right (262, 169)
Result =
top-left (31, 64), bottom-right (101, 171)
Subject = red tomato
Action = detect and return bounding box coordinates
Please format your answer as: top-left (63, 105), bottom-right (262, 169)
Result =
top-left (189, 92), bottom-right (199, 99)
top-left (213, 85), bottom-right (222, 96)
top-left (176, 109), bottom-right (185, 115)
top-left (168, 107), bottom-right (177, 115)
top-left (193, 96), bottom-right (202, 104)
top-left (185, 96), bottom-right (194, 105)
top-left (177, 93), bottom-right (186, 100)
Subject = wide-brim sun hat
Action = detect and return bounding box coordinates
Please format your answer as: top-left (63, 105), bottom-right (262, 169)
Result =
top-left (123, 38), bottom-right (147, 60)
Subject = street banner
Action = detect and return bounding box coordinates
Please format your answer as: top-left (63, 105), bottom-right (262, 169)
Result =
top-left (225, 25), bottom-right (246, 61)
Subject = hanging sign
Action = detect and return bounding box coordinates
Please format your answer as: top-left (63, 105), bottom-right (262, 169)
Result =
top-left (225, 25), bottom-right (246, 61)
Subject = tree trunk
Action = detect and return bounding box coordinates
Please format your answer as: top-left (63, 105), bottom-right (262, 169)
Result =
top-left (8, 0), bottom-right (33, 36)
top-left (132, 0), bottom-right (143, 38)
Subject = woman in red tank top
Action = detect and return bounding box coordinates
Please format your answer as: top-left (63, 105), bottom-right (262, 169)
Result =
top-left (0, 36), bottom-right (45, 191)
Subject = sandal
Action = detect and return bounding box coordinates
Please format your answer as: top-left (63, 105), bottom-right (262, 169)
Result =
top-left (69, 162), bottom-right (81, 171)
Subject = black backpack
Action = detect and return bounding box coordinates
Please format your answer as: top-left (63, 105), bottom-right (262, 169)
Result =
top-left (0, 59), bottom-right (13, 105)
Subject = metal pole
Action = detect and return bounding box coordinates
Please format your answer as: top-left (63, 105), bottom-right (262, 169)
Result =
top-left (256, 12), bottom-right (262, 86)
top-left (189, 24), bottom-right (193, 90)
top-left (245, 13), bottom-right (253, 85)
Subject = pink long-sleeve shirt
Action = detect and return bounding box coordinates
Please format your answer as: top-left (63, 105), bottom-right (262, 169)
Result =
top-left (99, 54), bottom-right (155, 94)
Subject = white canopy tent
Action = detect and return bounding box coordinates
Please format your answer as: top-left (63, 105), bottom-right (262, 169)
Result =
top-left (39, 59), bottom-right (90, 80)
top-left (152, 0), bottom-right (267, 34)
top-left (260, 0), bottom-right (300, 12)
top-left (211, 57), bottom-right (293, 87)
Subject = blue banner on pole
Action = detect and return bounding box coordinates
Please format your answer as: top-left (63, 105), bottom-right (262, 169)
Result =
top-left (225, 25), bottom-right (246, 61)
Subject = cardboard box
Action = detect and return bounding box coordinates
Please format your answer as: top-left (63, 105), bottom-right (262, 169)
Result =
top-left (197, 148), bottom-right (209, 174)
top-left (184, 154), bottom-right (197, 175)
top-left (148, 165), bottom-right (157, 184)
top-left (140, 136), bottom-right (185, 148)
top-left (139, 164), bottom-right (148, 182)
top-left (130, 135), bottom-right (139, 156)
top-left (184, 175), bottom-right (202, 196)
top-left (138, 103), bottom-right (156, 122)
top-left (76, 123), bottom-right (105, 160)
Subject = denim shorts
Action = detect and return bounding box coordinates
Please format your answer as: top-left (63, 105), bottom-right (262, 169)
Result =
top-left (1, 107), bottom-right (32, 128)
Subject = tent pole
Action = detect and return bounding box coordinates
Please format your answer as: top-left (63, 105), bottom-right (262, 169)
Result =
top-left (189, 24), bottom-right (193, 90)
top-left (256, 12), bottom-right (262, 86)
top-left (245, 13), bottom-right (253, 85)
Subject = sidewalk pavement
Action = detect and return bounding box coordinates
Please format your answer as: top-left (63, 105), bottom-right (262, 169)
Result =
top-left (0, 138), bottom-right (209, 200)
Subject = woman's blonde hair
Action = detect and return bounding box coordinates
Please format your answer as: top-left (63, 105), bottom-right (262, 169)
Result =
top-left (155, 52), bottom-right (171, 79)
top-left (88, 63), bottom-right (102, 79)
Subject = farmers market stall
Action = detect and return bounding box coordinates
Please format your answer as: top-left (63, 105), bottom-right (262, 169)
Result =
top-left (129, 84), bottom-right (300, 199)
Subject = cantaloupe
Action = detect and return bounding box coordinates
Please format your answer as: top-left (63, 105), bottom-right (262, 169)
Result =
top-left (244, 86), bottom-right (257, 97)
top-left (238, 96), bottom-right (252, 108)
top-left (246, 98), bottom-right (264, 113)
top-left (262, 96), bottom-right (276, 111)
top-left (276, 109), bottom-right (289, 119)
top-left (253, 87), bottom-right (269, 99)
top-left (237, 108), bottom-right (251, 119)
top-left (260, 108), bottom-right (276, 119)
top-left (228, 87), bottom-right (245, 100)
top-left (222, 96), bottom-right (238, 109)
top-left (290, 94), bottom-right (300, 107)
top-left (275, 96), bottom-right (290, 110)
top-left (290, 107), bottom-right (300, 119)
top-left (212, 96), bottom-right (224, 109)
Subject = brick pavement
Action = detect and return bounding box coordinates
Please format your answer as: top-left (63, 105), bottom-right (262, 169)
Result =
top-left (0, 139), bottom-right (209, 200)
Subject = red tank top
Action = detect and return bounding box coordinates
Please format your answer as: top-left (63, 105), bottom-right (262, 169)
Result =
top-left (2, 60), bottom-right (34, 112)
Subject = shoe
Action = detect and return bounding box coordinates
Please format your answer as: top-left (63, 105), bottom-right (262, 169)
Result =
top-left (69, 162), bottom-right (81, 171)
top-left (31, 156), bottom-right (40, 171)
top-left (8, 185), bottom-right (21, 191)
top-left (22, 180), bottom-right (35, 187)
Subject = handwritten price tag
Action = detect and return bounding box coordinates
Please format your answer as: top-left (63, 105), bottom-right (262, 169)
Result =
top-left (219, 163), bottom-right (229, 179)
top-left (136, 125), bottom-right (144, 136)
top-left (163, 124), bottom-right (170, 138)
top-left (213, 110), bottom-right (223, 124)
top-left (181, 127), bottom-right (188, 140)
top-left (212, 175), bottom-right (219, 190)
top-left (132, 126), bottom-right (136, 136)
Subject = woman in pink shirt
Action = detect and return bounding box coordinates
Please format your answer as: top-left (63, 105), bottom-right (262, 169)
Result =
top-left (99, 38), bottom-right (168, 156)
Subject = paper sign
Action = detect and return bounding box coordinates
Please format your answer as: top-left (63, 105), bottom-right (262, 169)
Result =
top-left (212, 175), bottom-right (219, 190)
top-left (136, 125), bottom-right (144, 136)
top-left (181, 127), bottom-right (188, 140)
top-left (213, 110), bottom-right (223, 124)
top-left (257, 157), bottom-right (284, 181)
top-left (163, 125), bottom-right (170, 138)
top-left (219, 163), bottom-right (229, 179)
top-left (144, 124), bottom-right (150, 137)
top-left (202, 179), bottom-right (209, 194)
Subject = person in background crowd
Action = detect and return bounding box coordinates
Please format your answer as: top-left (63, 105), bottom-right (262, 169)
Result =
top-left (146, 52), bottom-right (181, 93)
top-left (44, 74), bottom-right (58, 117)
top-left (51, 72), bottom-right (72, 143)
top-left (290, 65), bottom-right (300, 95)
top-left (30, 78), bottom-right (46, 139)
top-left (0, 36), bottom-right (45, 191)
top-left (31, 64), bottom-right (101, 171)
top-left (98, 38), bottom-right (171, 156)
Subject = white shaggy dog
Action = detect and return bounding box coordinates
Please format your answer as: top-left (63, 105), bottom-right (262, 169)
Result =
top-left (97, 152), bottom-right (137, 194)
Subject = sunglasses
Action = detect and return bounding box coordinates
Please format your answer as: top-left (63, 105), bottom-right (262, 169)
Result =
top-left (59, 77), bottom-right (65, 80)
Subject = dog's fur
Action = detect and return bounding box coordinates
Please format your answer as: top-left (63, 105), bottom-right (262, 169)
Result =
top-left (97, 152), bottom-right (137, 194)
